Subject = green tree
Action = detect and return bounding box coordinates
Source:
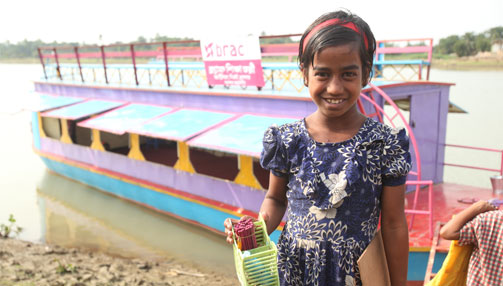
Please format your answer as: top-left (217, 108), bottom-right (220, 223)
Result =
top-left (136, 36), bottom-right (147, 43)
top-left (475, 34), bottom-right (491, 52)
top-left (453, 41), bottom-right (470, 57)
top-left (489, 26), bottom-right (503, 42)
top-left (452, 32), bottom-right (478, 57)
top-left (489, 26), bottom-right (503, 50)
top-left (436, 35), bottom-right (459, 54)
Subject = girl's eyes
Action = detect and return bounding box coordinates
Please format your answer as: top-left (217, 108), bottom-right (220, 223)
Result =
top-left (314, 72), bottom-right (329, 78)
top-left (342, 72), bottom-right (357, 78)
top-left (314, 71), bottom-right (357, 79)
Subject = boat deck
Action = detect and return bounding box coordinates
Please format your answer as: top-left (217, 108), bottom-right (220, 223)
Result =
top-left (406, 182), bottom-right (495, 250)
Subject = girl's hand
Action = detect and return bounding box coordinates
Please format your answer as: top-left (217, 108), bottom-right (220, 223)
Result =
top-left (224, 217), bottom-right (239, 244)
top-left (224, 216), bottom-right (254, 244)
top-left (223, 212), bottom-right (269, 244)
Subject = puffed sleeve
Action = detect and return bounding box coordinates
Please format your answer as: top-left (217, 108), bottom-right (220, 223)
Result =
top-left (260, 125), bottom-right (289, 177)
top-left (382, 127), bottom-right (411, 186)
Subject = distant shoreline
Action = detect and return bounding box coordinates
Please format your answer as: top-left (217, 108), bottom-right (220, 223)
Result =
top-left (432, 56), bottom-right (503, 71)
top-left (1, 56), bottom-right (503, 71)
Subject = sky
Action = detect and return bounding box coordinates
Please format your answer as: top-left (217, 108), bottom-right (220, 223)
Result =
top-left (2, 0), bottom-right (502, 45)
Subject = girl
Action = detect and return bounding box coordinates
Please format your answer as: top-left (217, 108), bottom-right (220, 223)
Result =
top-left (225, 10), bottom-right (411, 286)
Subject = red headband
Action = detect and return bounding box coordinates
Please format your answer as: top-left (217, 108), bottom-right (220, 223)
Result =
top-left (302, 18), bottom-right (369, 52)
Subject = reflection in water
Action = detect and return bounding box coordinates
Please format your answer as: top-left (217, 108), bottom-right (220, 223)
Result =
top-left (37, 170), bottom-right (235, 274)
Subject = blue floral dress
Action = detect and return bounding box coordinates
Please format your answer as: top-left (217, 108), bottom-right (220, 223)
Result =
top-left (260, 117), bottom-right (411, 286)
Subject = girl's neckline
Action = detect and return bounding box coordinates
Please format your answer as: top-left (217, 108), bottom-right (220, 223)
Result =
top-left (301, 117), bottom-right (371, 146)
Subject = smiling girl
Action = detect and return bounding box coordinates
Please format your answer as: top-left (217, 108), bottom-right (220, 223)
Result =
top-left (225, 10), bottom-right (411, 286)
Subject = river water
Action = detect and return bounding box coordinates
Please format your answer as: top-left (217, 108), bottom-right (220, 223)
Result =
top-left (0, 64), bottom-right (502, 273)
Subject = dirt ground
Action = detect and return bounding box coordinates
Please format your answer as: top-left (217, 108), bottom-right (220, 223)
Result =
top-left (0, 238), bottom-right (239, 286)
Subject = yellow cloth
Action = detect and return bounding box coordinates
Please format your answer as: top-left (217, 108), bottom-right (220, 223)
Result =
top-left (427, 240), bottom-right (473, 286)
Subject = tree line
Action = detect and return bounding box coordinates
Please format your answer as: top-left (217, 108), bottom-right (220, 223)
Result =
top-left (435, 26), bottom-right (503, 57)
top-left (0, 32), bottom-right (295, 60)
top-left (0, 34), bottom-right (198, 59)
top-left (1, 28), bottom-right (501, 60)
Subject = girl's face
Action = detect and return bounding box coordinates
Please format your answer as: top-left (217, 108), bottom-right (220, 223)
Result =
top-left (304, 43), bottom-right (364, 120)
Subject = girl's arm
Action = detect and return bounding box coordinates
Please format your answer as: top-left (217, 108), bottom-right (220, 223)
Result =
top-left (260, 172), bottom-right (288, 235)
top-left (381, 184), bottom-right (408, 286)
top-left (439, 200), bottom-right (498, 240)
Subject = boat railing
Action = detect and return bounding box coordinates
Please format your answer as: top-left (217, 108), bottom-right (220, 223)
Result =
top-left (360, 83), bottom-right (434, 238)
top-left (37, 35), bottom-right (431, 92)
top-left (444, 144), bottom-right (503, 176)
top-left (374, 38), bottom-right (433, 81)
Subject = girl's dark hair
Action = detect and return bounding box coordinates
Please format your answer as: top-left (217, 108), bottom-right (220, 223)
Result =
top-left (299, 10), bottom-right (376, 86)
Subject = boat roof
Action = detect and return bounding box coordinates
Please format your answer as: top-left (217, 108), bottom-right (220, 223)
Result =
top-left (36, 93), bottom-right (300, 157)
top-left (24, 94), bottom-right (84, 112)
top-left (187, 114), bottom-right (298, 157)
top-left (41, 99), bottom-right (126, 120)
top-left (78, 103), bottom-right (173, 135)
top-left (128, 108), bottom-right (238, 142)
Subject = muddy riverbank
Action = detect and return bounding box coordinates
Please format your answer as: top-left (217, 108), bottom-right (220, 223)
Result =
top-left (0, 238), bottom-right (239, 286)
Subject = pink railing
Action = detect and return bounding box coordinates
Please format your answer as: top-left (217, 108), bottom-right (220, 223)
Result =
top-left (360, 83), bottom-right (434, 238)
top-left (362, 84), bottom-right (502, 238)
top-left (37, 35), bottom-right (302, 86)
top-left (444, 144), bottom-right (503, 176)
top-left (38, 34), bottom-right (433, 87)
top-left (375, 38), bottom-right (433, 80)
top-left (38, 40), bottom-right (202, 86)
top-left (376, 38), bottom-right (433, 63)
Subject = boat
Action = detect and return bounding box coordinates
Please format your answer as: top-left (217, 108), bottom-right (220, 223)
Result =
top-left (28, 34), bottom-right (502, 283)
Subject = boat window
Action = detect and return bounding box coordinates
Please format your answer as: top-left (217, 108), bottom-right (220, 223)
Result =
top-left (140, 136), bottom-right (178, 167)
top-left (67, 118), bottom-right (92, 147)
top-left (100, 131), bottom-right (130, 155)
top-left (41, 116), bottom-right (61, 140)
top-left (253, 159), bottom-right (269, 190)
top-left (74, 124), bottom-right (92, 147)
top-left (189, 147), bottom-right (239, 182)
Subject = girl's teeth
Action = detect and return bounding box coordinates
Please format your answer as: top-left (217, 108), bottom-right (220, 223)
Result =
top-left (326, 99), bottom-right (343, 104)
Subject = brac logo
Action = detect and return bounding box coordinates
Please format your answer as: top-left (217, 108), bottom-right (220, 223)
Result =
top-left (205, 43), bottom-right (214, 58)
top-left (204, 43), bottom-right (244, 59)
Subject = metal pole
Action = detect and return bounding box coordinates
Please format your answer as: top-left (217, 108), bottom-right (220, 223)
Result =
top-left (74, 47), bottom-right (84, 82)
top-left (100, 46), bottom-right (108, 84)
top-left (376, 42), bottom-right (385, 78)
top-left (163, 42), bottom-right (170, 87)
top-left (271, 70), bottom-right (275, 90)
top-left (131, 44), bottom-right (139, 86)
top-left (53, 48), bottom-right (62, 80)
top-left (500, 150), bottom-right (503, 176)
top-left (37, 48), bottom-right (48, 80)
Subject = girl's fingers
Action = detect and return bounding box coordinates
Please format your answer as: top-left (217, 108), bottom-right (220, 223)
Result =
top-left (224, 218), bottom-right (240, 228)
top-left (223, 215), bottom-right (261, 245)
